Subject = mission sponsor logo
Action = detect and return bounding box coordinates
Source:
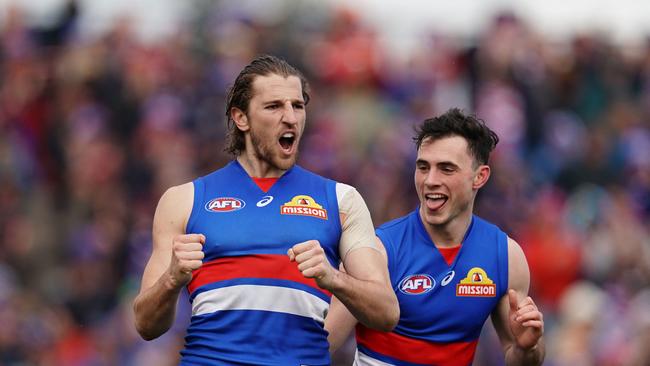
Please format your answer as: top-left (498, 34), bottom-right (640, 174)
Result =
top-left (456, 267), bottom-right (496, 297)
top-left (280, 195), bottom-right (328, 220)
top-left (205, 197), bottom-right (245, 212)
top-left (399, 274), bottom-right (435, 295)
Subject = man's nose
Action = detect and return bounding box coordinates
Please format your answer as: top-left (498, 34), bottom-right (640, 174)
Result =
top-left (424, 170), bottom-right (441, 186)
top-left (282, 103), bottom-right (298, 125)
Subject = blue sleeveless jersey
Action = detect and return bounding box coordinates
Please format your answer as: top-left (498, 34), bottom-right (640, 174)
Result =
top-left (180, 161), bottom-right (342, 365)
top-left (356, 210), bottom-right (508, 366)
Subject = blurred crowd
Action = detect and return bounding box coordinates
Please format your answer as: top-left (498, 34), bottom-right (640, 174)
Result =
top-left (0, 1), bottom-right (648, 365)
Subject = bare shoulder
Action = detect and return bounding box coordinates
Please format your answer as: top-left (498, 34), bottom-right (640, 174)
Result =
top-left (507, 237), bottom-right (530, 294)
top-left (507, 237), bottom-right (526, 265)
top-left (152, 182), bottom-right (195, 248)
top-left (159, 182), bottom-right (194, 207)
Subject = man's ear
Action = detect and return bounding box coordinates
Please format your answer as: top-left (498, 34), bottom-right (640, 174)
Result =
top-left (473, 165), bottom-right (491, 189)
top-left (231, 107), bottom-right (249, 132)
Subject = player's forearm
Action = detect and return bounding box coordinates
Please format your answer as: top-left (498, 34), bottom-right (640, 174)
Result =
top-left (133, 273), bottom-right (183, 340)
top-left (324, 296), bottom-right (358, 353)
top-left (505, 339), bottom-right (545, 366)
top-left (327, 271), bottom-right (399, 332)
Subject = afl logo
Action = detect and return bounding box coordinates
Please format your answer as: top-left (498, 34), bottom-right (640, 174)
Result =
top-left (205, 197), bottom-right (245, 212)
top-left (399, 274), bottom-right (435, 295)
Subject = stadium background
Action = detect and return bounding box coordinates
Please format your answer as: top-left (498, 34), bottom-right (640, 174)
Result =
top-left (0, 0), bottom-right (649, 364)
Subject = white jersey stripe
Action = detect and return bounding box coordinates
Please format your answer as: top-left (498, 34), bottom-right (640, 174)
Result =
top-left (191, 285), bottom-right (329, 323)
top-left (354, 350), bottom-right (394, 366)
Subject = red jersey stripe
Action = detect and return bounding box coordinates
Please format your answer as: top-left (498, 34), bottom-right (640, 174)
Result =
top-left (356, 325), bottom-right (478, 366)
top-left (187, 254), bottom-right (331, 297)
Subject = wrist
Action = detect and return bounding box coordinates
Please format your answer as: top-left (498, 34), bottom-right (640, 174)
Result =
top-left (509, 340), bottom-right (543, 365)
top-left (163, 270), bottom-right (187, 292)
top-left (516, 342), bottom-right (539, 353)
top-left (321, 267), bottom-right (343, 292)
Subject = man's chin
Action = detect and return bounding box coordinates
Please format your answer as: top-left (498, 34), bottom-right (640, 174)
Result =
top-left (274, 155), bottom-right (297, 171)
top-left (421, 210), bottom-right (447, 227)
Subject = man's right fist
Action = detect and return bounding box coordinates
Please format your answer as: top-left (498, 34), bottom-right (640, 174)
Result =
top-left (169, 233), bottom-right (205, 288)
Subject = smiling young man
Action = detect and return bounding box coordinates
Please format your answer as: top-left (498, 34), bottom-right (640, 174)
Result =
top-left (133, 55), bottom-right (398, 365)
top-left (326, 108), bottom-right (545, 365)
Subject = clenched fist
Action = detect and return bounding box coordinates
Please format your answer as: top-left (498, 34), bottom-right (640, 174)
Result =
top-left (168, 233), bottom-right (205, 289)
top-left (288, 240), bottom-right (337, 290)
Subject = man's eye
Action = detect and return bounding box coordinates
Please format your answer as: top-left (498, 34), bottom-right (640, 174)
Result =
top-left (293, 103), bottom-right (305, 109)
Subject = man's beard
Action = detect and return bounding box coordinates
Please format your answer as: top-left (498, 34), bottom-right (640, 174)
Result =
top-left (250, 127), bottom-right (297, 171)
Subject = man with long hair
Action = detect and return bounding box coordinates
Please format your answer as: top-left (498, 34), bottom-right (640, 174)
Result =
top-left (133, 55), bottom-right (398, 365)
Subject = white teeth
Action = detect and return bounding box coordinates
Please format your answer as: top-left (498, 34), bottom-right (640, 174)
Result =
top-left (282, 132), bottom-right (295, 138)
top-left (426, 194), bottom-right (446, 199)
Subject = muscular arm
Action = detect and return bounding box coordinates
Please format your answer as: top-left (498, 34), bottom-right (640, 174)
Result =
top-left (330, 187), bottom-right (398, 331)
top-left (324, 269), bottom-right (359, 352)
top-left (325, 234), bottom-right (392, 352)
top-left (491, 237), bottom-right (545, 365)
top-left (329, 237), bottom-right (396, 332)
top-left (133, 183), bottom-right (198, 340)
top-left (290, 186), bottom-right (398, 332)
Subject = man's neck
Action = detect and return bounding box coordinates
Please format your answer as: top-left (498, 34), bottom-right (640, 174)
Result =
top-left (420, 209), bottom-right (473, 248)
top-left (236, 154), bottom-right (287, 178)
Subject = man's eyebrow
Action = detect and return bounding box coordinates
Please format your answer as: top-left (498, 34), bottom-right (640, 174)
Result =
top-left (435, 161), bottom-right (461, 170)
top-left (262, 98), bottom-right (304, 104)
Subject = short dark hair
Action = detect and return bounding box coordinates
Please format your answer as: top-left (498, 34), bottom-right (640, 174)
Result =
top-left (224, 55), bottom-right (311, 155)
top-left (414, 108), bottom-right (499, 165)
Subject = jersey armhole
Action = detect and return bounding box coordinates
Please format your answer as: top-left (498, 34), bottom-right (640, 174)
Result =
top-left (185, 178), bottom-right (204, 234)
top-left (498, 232), bottom-right (509, 298)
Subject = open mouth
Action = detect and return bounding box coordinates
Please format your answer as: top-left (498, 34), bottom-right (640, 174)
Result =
top-left (425, 193), bottom-right (448, 211)
top-left (279, 132), bottom-right (296, 153)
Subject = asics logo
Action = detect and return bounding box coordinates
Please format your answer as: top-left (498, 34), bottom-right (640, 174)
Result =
top-left (256, 196), bottom-right (274, 207)
top-left (441, 270), bottom-right (455, 286)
